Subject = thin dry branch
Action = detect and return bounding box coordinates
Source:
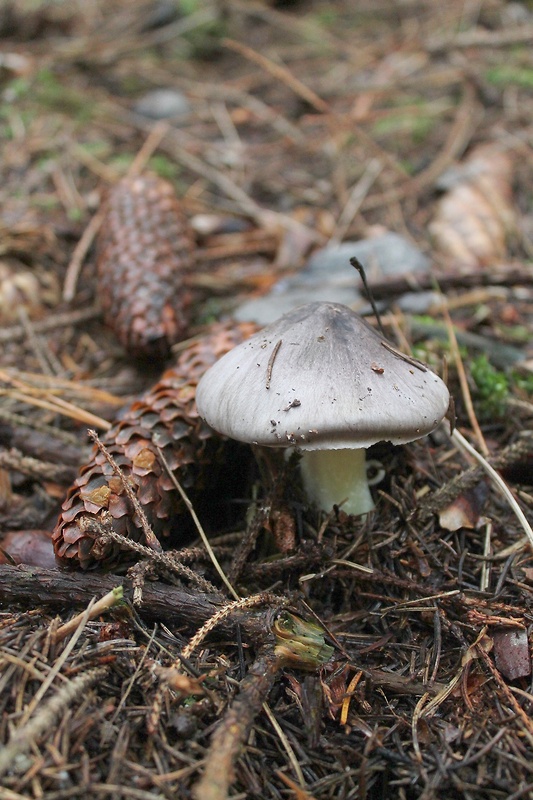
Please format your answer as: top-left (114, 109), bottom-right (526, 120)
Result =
top-left (78, 514), bottom-right (221, 596)
top-left (192, 649), bottom-right (281, 800)
top-left (0, 307), bottom-right (101, 344)
top-left (366, 263), bottom-right (533, 299)
top-left (88, 429), bottom-right (162, 553)
top-left (0, 564), bottom-right (271, 639)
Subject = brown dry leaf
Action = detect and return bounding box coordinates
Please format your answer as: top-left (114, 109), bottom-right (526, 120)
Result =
top-left (438, 482), bottom-right (488, 532)
top-left (429, 144), bottom-right (516, 267)
top-left (462, 628), bottom-right (492, 666)
top-left (493, 628), bottom-right (531, 680)
top-left (0, 529), bottom-right (56, 568)
top-left (321, 664), bottom-right (351, 719)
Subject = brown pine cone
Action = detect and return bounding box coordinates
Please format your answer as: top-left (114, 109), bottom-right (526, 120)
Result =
top-left (97, 172), bottom-right (194, 359)
top-left (52, 321), bottom-right (258, 570)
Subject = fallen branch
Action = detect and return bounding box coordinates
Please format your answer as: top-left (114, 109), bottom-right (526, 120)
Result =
top-left (366, 263), bottom-right (533, 300)
top-left (192, 649), bottom-right (281, 800)
top-left (0, 565), bottom-right (272, 639)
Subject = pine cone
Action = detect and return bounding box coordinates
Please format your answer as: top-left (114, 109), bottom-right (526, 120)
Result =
top-left (97, 173), bottom-right (194, 359)
top-left (52, 322), bottom-right (258, 570)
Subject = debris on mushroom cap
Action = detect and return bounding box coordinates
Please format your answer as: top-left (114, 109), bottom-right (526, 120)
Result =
top-left (196, 302), bottom-right (450, 450)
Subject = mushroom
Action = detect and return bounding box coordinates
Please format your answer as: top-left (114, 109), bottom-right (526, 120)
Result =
top-left (195, 302), bottom-right (450, 516)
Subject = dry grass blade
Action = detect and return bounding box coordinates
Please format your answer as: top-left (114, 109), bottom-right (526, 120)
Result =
top-left (442, 304), bottom-right (488, 456)
top-left (63, 208), bottom-right (106, 303)
top-left (0, 388), bottom-right (112, 430)
top-left (223, 38), bottom-right (329, 113)
top-left (19, 595), bottom-right (99, 726)
top-left (263, 701), bottom-right (307, 789)
top-left (0, 368), bottom-right (122, 416)
top-left (156, 444), bottom-right (239, 600)
top-left (329, 158), bottom-right (383, 243)
top-left (53, 585), bottom-right (124, 643)
top-left (128, 121), bottom-right (171, 178)
top-left (0, 306), bottom-right (101, 344)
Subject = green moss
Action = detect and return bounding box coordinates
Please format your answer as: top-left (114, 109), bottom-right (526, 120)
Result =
top-left (495, 323), bottom-right (532, 344)
top-left (119, 75), bottom-right (147, 95)
top-left (511, 371), bottom-right (533, 398)
top-left (5, 75), bottom-right (32, 101)
top-left (67, 207), bottom-right (84, 223)
top-left (372, 111), bottom-right (435, 144)
top-left (313, 9), bottom-right (339, 26)
top-left (5, 68), bottom-right (95, 123)
top-left (148, 154), bottom-right (182, 181)
top-left (486, 65), bottom-right (533, 90)
top-left (108, 153), bottom-right (135, 173)
top-left (75, 140), bottom-right (112, 159)
top-left (470, 355), bottom-right (509, 418)
top-left (399, 159), bottom-right (416, 175)
top-left (195, 297), bottom-right (227, 327)
top-left (34, 69), bottom-right (88, 118)
top-left (176, 0), bottom-right (226, 60)
top-left (31, 195), bottom-right (62, 210)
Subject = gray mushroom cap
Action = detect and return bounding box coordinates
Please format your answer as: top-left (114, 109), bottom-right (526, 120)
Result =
top-left (196, 302), bottom-right (450, 450)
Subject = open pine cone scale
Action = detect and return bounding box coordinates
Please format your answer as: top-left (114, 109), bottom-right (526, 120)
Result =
top-left (53, 322), bottom-right (258, 569)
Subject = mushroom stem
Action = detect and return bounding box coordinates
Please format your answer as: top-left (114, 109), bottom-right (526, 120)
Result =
top-left (298, 448), bottom-right (375, 517)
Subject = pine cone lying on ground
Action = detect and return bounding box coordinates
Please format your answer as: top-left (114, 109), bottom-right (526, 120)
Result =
top-left (52, 322), bottom-right (258, 570)
top-left (97, 172), bottom-right (194, 359)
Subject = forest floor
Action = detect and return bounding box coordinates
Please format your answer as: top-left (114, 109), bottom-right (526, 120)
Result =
top-left (1, 2), bottom-right (533, 799)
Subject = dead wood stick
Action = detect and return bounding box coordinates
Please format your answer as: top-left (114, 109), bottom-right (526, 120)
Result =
top-left (0, 565), bottom-right (271, 639)
top-left (366, 264), bottom-right (533, 300)
top-left (193, 649), bottom-right (280, 800)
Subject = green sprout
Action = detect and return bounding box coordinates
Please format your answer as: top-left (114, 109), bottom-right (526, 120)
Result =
top-left (273, 612), bottom-right (334, 670)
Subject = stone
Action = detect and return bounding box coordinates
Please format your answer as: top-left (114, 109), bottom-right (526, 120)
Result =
top-left (134, 89), bottom-right (190, 120)
top-left (235, 233), bottom-right (430, 325)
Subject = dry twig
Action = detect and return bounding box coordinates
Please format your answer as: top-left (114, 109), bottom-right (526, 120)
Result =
top-left (192, 649), bottom-right (281, 800)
